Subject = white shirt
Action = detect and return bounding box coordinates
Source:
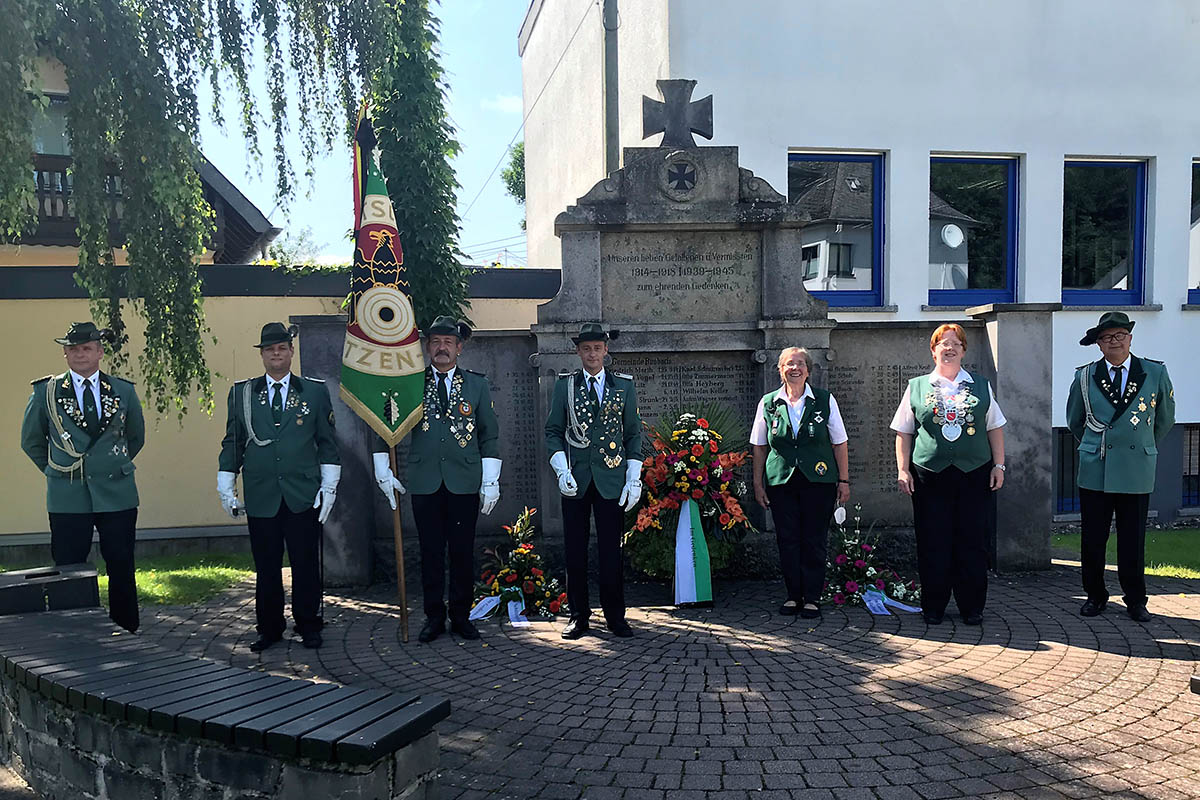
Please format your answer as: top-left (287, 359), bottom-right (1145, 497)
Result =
top-left (750, 385), bottom-right (849, 446)
top-left (432, 366), bottom-right (456, 394)
top-left (889, 368), bottom-right (1007, 434)
top-left (264, 373), bottom-right (291, 408)
top-left (70, 369), bottom-right (101, 415)
top-left (1103, 355), bottom-right (1132, 395)
top-left (581, 369), bottom-right (605, 402)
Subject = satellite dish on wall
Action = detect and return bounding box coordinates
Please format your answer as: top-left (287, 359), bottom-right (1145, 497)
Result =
top-left (941, 224), bottom-right (965, 249)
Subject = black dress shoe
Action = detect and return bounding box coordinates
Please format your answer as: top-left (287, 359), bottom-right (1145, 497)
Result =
top-left (450, 620), bottom-right (481, 640)
top-left (1127, 605), bottom-right (1152, 622)
top-left (418, 618), bottom-right (446, 643)
top-left (923, 612), bottom-right (944, 625)
top-left (249, 635), bottom-right (282, 653)
top-left (561, 617), bottom-right (589, 640)
top-left (799, 604), bottom-right (821, 620)
top-left (301, 631), bottom-right (323, 649)
top-left (606, 620), bottom-right (634, 638)
top-left (1079, 599), bottom-right (1107, 617)
top-left (779, 600), bottom-right (799, 616)
top-left (962, 613), bottom-right (983, 626)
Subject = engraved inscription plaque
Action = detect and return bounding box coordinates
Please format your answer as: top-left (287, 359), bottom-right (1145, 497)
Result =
top-left (609, 351), bottom-right (759, 436)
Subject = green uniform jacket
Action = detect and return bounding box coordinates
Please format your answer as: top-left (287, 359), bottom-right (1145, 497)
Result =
top-left (398, 367), bottom-right (500, 495)
top-left (908, 374), bottom-right (994, 473)
top-left (218, 375), bottom-right (340, 517)
top-left (760, 388), bottom-right (837, 486)
top-left (544, 369), bottom-right (643, 500)
top-left (20, 371), bottom-right (145, 513)
top-left (1066, 356), bottom-right (1175, 495)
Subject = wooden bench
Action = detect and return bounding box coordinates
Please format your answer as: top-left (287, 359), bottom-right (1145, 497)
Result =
top-left (0, 608), bottom-right (449, 799)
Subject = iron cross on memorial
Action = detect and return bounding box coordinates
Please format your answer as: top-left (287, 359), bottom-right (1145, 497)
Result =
top-left (642, 79), bottom-right (714, 148)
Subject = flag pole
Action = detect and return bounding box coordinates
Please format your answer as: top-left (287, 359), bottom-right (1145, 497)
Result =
top-left (388, 448), bottom-right (410, 642)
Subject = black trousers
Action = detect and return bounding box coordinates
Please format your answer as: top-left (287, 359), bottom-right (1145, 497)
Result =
top-left (561, 482), bottom-right (625, 624)
top-left (1079, 488), bottom-right (1149, 608)
top-left (49, 508), bottom-right (139, 633)
top-left (411, 485), bottom-right (479, 624)
top-left (247, 501), bottom-right (323, 638)
top-left (911, 462), bottom-right (992, 618)
top-left (765, 472), bottom-right (836, 604)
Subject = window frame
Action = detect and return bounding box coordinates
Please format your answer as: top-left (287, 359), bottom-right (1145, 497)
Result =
top-left (801, 244), bottom-right (820, 281)
top-left (1061, 159), bottom-right (1146, 306)
top-left (788, 152), bottom-right (885, 307)
top-left (829, 242), bottom-right (854, 278)
top-left (927, 155), bottom-right (1019, 306)
top-left (1189, 160), bottom-right (1200, 306)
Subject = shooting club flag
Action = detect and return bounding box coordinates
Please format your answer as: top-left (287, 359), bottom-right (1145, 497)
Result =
top-left (339, 106), bottom-right (425, 447)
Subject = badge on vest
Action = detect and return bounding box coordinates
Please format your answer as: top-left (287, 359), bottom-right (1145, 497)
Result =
top-left (815, 461), bottom-right (828, 476)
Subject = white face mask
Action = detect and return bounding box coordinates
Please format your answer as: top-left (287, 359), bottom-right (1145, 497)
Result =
top-left (833, 506), bottom-right (847, 525)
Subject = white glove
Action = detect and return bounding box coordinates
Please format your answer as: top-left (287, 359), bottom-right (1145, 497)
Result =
top-left (372, 452), bottom-right (406, 510)
top-left (618, 459), bottom-right (644, 512)
top-left (549, 451), bottom-right (578, 497)
top-left (217, 471), bottom-right (240, 518)
top-left (480, 457), bottom-right (502, 516)
top-left (313, 464), bottom-right (341, 524)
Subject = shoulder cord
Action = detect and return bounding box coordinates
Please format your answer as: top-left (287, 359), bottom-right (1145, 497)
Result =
top-left (1079, 364), bottom-right (1108, 459)
top-left (43, 380), bottom-right (85, 480)
top-left (242, 383), bottom-right (274, 448)
top-left (564, 374), bottom-right (590, 451)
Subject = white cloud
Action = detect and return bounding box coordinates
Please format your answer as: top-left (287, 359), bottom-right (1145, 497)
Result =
top-left (481, 94), bottom-right (523, 114)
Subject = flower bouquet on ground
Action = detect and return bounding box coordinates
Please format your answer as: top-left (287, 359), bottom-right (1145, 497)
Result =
top-left (624, 402), bottom-right (756, 605)
top-left (471, 508), bottom-right (567, 622)
top-left (822, 503), bottom-right (921, 611)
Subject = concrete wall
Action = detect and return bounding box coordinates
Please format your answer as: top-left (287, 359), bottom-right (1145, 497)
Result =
top-left (521, 0), bottom-right (1200, 425)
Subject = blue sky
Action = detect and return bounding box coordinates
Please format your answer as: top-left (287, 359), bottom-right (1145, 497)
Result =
top-left (196, 1), bottom-right (530, 267)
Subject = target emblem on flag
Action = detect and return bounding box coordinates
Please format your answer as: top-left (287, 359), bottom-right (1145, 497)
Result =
top-left (355, 285), bottom-right (415, 344)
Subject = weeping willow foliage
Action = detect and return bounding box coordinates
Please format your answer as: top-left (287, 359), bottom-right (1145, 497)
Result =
top-left (0, 0), bottom-right (411, 418)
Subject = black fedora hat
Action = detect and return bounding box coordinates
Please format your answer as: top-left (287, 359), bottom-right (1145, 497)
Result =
top-left (1079, 311), bottom-right (1135, 346)
top-left (255, 322), bottom-right (297, 349)
top-left (571, 322), bottom-right (619, 345)
top-left (424, 315), bottom-right (472, 340)
top-left (54, 321), bottom-right (111, 346)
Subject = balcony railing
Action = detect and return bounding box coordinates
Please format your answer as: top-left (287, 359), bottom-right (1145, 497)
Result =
top-left (31, 153), bottom-right (123, 245)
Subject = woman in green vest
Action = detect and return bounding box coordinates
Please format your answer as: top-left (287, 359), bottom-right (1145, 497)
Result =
top-left (891, 324), bottom-right (1007, 626)
top-left (751, 347), bottom-right (851, 619)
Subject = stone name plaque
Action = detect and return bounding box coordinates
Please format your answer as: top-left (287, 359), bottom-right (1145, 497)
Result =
top-left (599, 232), bottom-right (761, 323)
top-left (609, 351), bottom-right (759, 434)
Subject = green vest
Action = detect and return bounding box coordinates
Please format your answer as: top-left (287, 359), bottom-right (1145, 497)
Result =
top-left (544, 369), bottom-right (643, 500)
top-left (404, 368), bottom-right (501, 495)
top-left (1066, 356), bottom-right (1175, 494)
top-left (761, 387), bottom-right (837, 486)
top-left (908, 374), bottom-right (993, 473)
top-left (218, 375), bottom-right (340, 517)
top-left (20, 371), bottom-right (145, 513)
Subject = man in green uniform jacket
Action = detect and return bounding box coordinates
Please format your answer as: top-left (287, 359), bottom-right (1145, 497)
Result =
top-left (217, 323), bottom-right (341, 651)
top-left (1067, 311), bottom-right (1175, 622)
top-left (545, 323), bottom-right (643, 640)
top-left (20, 322), bottom-right (145, 632)
top-left (372, 316), bottom-right (502, 643)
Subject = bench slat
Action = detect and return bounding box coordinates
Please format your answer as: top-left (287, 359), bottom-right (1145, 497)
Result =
top-left (8, 636), bottom-right (148, 682)
top-left (262, 689), bottom-right (393, 757)
top-left (41, 650), bottom-right (188, 701)
top-left (145, 673), bottom-right (288, 730)
top-left (112, 666), bottom-right (249, 720)
top-left (174, 679), bottom-right (313, 737)
top-left (299, 693), bottom-right (420, 761)
top-left (232, 686), bottom-right (371, 750)
top-left (334, 695), bottom-right (452, 765)
top-left (67, 655), bottom-right (202, 707)
top-left (204, 683), bottom-right (340, 744)
top-left (90, 660), bottom-right (232, 714)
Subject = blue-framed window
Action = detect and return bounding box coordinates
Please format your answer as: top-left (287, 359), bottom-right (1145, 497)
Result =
top-left (1061, 160), bottom-right (1146, 306)
top-left (1053, 428), bottom-right (1081, 514)
top-left (788, 152), bottom-right (884, 307)
top-left (928, 156), bottom-right (1018, 306)
top-left (1188, 161), bottom-right (1200, 305)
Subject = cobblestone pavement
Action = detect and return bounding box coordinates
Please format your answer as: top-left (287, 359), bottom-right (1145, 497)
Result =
top-left (140, 566), bottom-right (1200, 800)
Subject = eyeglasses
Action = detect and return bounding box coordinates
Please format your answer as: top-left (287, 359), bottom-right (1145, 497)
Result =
top-left (1097, 332), bottom-right (1130, 344)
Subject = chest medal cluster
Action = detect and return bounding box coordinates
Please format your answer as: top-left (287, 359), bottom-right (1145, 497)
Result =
top-left (421, 371), bottom-right (475, 447)
top-left (924, 382), bottom-right (980, 442)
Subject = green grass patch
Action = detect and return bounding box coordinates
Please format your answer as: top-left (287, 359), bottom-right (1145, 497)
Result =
top-left (0, 553), bottom-right (256, 607)
top-left (1053, 528), bottom-right (1200, 579)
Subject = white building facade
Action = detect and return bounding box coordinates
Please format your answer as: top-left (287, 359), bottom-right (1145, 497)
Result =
top-left (519, 0), bottom-right (1200, 517)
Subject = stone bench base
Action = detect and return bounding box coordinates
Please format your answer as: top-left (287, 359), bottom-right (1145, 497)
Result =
top-left (0, 675), bottom-right (439, 800)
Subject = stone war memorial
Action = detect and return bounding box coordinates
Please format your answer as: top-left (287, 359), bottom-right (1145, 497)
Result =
top-left (298, 79), bottom-right (1060, 586)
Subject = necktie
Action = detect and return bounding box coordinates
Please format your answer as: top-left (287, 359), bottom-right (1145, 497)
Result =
top-left (82, 378), bottom-right (100, 431)
top-left (271, 382), bottom-right (283, 425)
top-left (438, 372), bottom-right (449, 413)
top-left (1111, 365), bottom-right (1124, 398)
top-left (589, 376), bottom-right (600, 409)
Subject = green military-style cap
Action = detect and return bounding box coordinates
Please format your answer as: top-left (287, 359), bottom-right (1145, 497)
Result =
top-left (1079, 311), bottom-right (1135, 346)
top-left (54, 321), bottom-right (111, 346)
top-left (255, 322), bottom-right (297, 349)
top-left (572, 322), bottom-right (620, 345)
top-left (425, 315), bottom-right (472, 340)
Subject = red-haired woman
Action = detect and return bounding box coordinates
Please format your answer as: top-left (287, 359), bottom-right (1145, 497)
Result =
top-left (890, 324), bottom-right (1006, 626)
